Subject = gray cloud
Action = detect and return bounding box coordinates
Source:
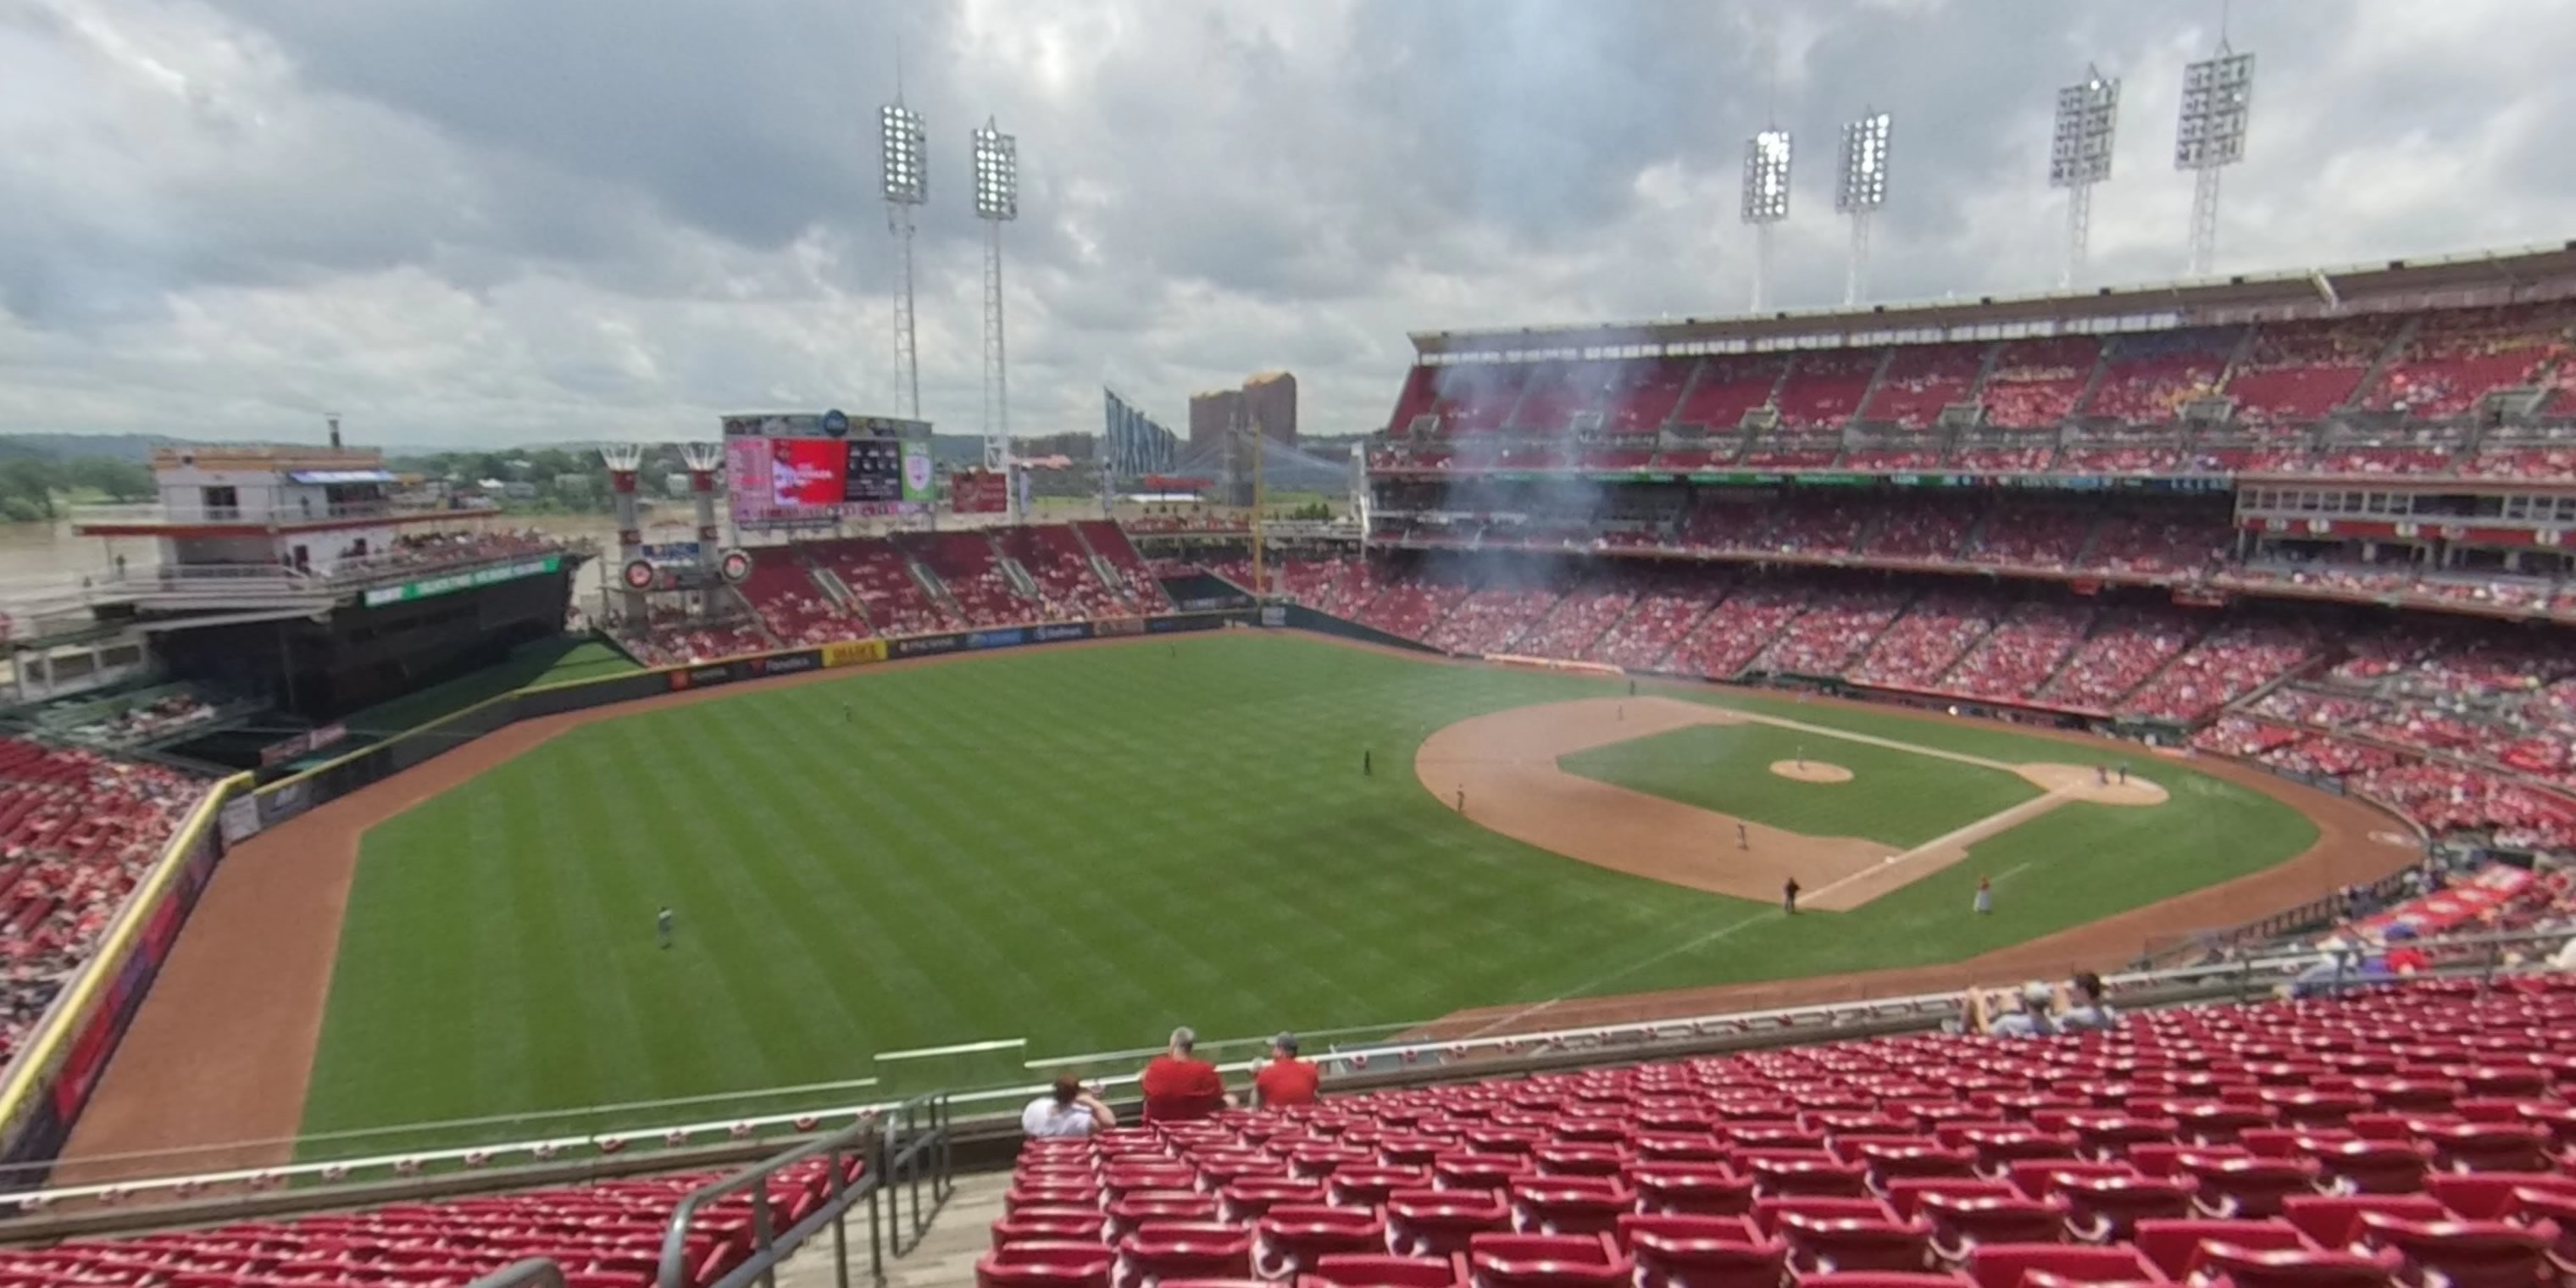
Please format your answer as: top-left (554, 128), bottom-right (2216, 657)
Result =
top-left (0, 0), bottom-right (2567, 447)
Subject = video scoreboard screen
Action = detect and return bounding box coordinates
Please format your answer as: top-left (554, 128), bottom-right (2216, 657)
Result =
top-left (721, 409), bottom-right (934, 527)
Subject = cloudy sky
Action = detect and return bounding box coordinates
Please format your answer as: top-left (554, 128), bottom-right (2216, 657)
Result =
top-left (2, 0), bottom-right (2569, 449)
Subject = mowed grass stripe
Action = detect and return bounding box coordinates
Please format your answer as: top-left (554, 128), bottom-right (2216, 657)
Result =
top-left (303, 634), bottom-right (2316, 1150)
top-left (1559, 724), bottom-right (2038, 848)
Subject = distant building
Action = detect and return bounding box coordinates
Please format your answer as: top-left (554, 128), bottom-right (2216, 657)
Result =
top-left (1242, 371), bottom-right (1298, 448)
top-left (1103, 387), bottom-right (1180, 479)
top-left (1188, 387), bottom-right (1243, 458)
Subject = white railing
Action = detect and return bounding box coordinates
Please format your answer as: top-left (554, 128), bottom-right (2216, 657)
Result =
top-left (8, 926), bottom-right (2568, 1211)
top-left (70, 501), bottom-right (447, 527)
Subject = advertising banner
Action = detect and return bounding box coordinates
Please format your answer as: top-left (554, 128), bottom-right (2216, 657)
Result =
top-left (822, 639), bottom-right (889, 669)
top-left (950, 468), bottom-right (1008, 514)
top-left (891, 632), bottom-right (963, 658)
top-left (1032, 622), bottom-right (1091, 643)
top-left (965, 628), bottom-right (1027, 651)
top-left (361, 556), bottom-right (564, 608)
top-left (217, 794), bottom-right (263, 846)
top-left (901, 441), bottom-right (936, 502)
top-left (1095, 617), bottom-right (1146, 638)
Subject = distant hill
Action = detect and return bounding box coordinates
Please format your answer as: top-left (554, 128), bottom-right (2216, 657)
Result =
top-left (0, 434), bottom-right (185, 463)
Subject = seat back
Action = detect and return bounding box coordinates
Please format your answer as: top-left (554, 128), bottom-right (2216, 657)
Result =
top-left (977, 1241), bottom-right (1118, 1288)
top-left (1963, 1243), bottom-right (2157, 1288)
top-left (1385, 1190), bottom-right (1510, 1257)
top-left (1300, 1253), bottom-right (1461, 1288)
top-left (2192, 1244), bottom-right (2397, 1288)
top-left (1466, 1233), bottom-right (1631, 1288)
top-left (1627, 1230), bottom-right (1784, 1288)
top-left (2279, 1195), bottom-right (2450, 1249)
top-left (1778, 1215), bottom-right (1936, 1275)
top-left (2354, 1214), bottom-right (2553, 1288)
top-left (2130, 1219), bottom-right (2309, 1279)
top-left (1632, 1163), bottom-right (1757, 1217)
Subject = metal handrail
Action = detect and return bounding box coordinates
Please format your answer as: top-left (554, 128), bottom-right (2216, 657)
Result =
top-left (652, 1113), bottom-right (880, 1288)
top-left (871, 1092), bottom-right (954, 1271)
top-left (464, 1259), bottom-right (567, 1288)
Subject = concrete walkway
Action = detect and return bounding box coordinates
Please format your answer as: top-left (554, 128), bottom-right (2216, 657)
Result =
top-left (773, 1169), bottom-right (1008, 1288)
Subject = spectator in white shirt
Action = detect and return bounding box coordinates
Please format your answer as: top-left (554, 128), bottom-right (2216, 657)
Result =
top-left (1021, 1074), bottom-right (1113, 1140)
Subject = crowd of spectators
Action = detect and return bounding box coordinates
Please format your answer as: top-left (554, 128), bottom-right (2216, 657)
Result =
top-left (2123, 620), bottom-right (2320, 721)
top-left (1849, 591), bottom-right (2000, 687)
top-left (1750, 589), bottom-right (1907, 675)
top-left (0, 739), bottom-right (208, 1068)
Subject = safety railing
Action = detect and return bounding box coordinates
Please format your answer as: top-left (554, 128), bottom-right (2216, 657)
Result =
top-left (871, 1092), bottom-right (954, 1269)
top-left (643, 1094), bottom-right (909, 1288)
top-left (464, 1260), bottom-right (567, 1288)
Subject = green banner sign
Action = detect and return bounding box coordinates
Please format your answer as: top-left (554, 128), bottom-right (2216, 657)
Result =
top-left (362, 555), bottom-right (564, 608)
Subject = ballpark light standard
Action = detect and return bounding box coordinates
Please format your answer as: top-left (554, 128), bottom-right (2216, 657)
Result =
top-left (2176, 42), bottom-right (2254, 277)
top-left (973, 119), bottom-right (1019, 521)
top-left (2049, 68), bottom-right (2119, 291)
top-left (1741, 128), bottom-right (1791, 314)
top-left (1835, 109), bottom-right (1890, 307)
top-left (880, 98), bottom-right (927, 420)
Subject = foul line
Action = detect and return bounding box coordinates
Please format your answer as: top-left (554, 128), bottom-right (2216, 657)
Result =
top-left (874, 1037), bottom-right (1026, 1063)
top-left (1802, 783), bottom-right (2090, 906)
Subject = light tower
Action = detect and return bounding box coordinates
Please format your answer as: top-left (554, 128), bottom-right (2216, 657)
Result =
top-left (2175, 42), bottom-right (2254, 277)
top-left (2049, 68), bottom-right (2119, 290)
top-left (1835, 109), bottom-right (1890, 306)
top-left (600, 443), bottom-right (647, 621)
top-left (680, 441), bottom-right (724, 580)
top-left (880, 98), bottom-right (927, 419)
top-left (972, 118), bottom-right (1019, 519)
top-left (1740, 129), bottom-right (1792, 313)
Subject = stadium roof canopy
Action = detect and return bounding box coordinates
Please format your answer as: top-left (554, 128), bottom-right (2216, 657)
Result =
top-left (1410, 238), bottom-right (2576, 361)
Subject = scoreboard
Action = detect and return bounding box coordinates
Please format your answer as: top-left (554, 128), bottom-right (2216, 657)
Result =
top-left (720, 409), bottom-right (935, 527)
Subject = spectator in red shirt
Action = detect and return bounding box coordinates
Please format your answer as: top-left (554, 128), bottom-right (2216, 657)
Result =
top-left (1252, 1032), bottom-right (1320, 1108)
top-left (1138, 1026), bottom-right (1232, 1123)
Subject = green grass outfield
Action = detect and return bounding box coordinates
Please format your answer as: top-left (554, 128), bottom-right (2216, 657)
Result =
top-left (301, 631), bottom-right (2314, 1148)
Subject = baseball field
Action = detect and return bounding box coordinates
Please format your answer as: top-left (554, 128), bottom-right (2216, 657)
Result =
top-left (58, 630), bottom-right (2412, 1175)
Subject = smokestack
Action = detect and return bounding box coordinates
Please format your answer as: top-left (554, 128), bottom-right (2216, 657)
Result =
top-left (327, 415), bottom-right (342, 450)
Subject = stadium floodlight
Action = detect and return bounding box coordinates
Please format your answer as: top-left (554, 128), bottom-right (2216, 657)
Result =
top-left (974, 119), bottom-right (1019, 513)
top-left (880, 101), bottom-right (927, 419)
top-left (2175, 44), bottom-right (2255, 275)
top-left (2048, 68), bottom-right (2119, 290)
top-left (1740, 129), bottom-right (1792, 313)
top-left (1835, 110), bottom-right (1890, 306)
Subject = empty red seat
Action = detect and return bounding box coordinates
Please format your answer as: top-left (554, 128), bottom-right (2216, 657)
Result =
top-left (1753, 1157), bottom-right (1874, 1199)
top-left (1779, 1214), bottom-right (1936, 1275)
top-left (2178, 1156), bottom-right (2324, 1219)
top-left (2354, 1213), bottom-right (2555, 1288)
top-left (2410, 1123), bottom-right (2551, 1174)
top-left (1613, 1213), bottom-right (1762, 1253)
top-left (1386, 1190), bottom-right (1511, 1257)
top-left (1108, 1192), bottom-right (1219, 1239)
top-left (993, 1208), bottom-right (1105, 1246)
top-left (2281, 1196), bottom-right (2453, 1249)
top-left (1118, 1224), bottom-right (1254, 1288)
top-left (1466, 1233), bottom-right (1633, 1288)
top-left (1508, 1178), bottom-right (1635, 1236)
top-left (1224, 1179), bottom-right (1326, 1223)
top-left (1300, 1253), bottom-right (1462, 1288)
top-left (1919, 1195), bottom-right (2071, 1260)
top-left (1435, 1154), bottom-right (1535, 1194)
top-left (1259, 1206), bottom-right (1392, 1280)
top-left (1963, 1242), bottom-right (2162, 1288)
top-left (977, 1240), bottom-right (1117, 1288)
top-left (1629, 1224), bottom-right (1785, 1288)
top-left (2129, 1219), bottom-right (2312, 1279)
top-left (1333, 1166), bottom-right (1434, 1208)
top-left (1634, 1164), bottom-right (1757, 1217)
top-left (1802, 1275), bottom-right (1976, 1288)
top-left (2189, 1244), bottom-right (2399, 1288)
top-left (2297, 1141), bottom-right (2430, 1196)
top-left (1885, 1180), bottom-right (2018, 1221)
top-left (2424, 1173), bottom-right (2576, 1222)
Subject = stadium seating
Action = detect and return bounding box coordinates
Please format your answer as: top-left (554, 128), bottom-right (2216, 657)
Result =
top-left (2083, 330), bottom-right (2238, 424)
top-left (1427, 585), bottom-right (1566, 655)
top-left (622, 608), bottom-right (772, 666)
top-left (1668, 585), bottom-right (1807, 679)
top-left (1517, 589), bottom-right (1640, 662)
top-left (737, 558), bottom-right (859, 647)
top-left (1585, 573), bottom-right (1725, 672)
top-left (1076, 522), bottom-right (1175, 613)
top-left (1868, 342), bottom-right (1988, 430)
top-left (19, 1156), bottom-right (861, 1288)
top-left (0, 740), bottom-right (206, 1069)
top-left (1752, 589), bottom-right (1909, 675)
top-left (985, 980), bottom-right (2576, 1288)
top-left (904, 532), bottom-right (1031, 627)
top-left (1981, 337), bottom-right (2101, 430)
top-left (1939, 602), bottom-right (2096, 703)
top-left (1777, 350), bottom-right (1884, 430)
top-left (1000, 526), bottom-right (1131, 621)
top-left (2035, 609), bottom-right (2201, 713)
top-left (1666, 355), bottom-right (1785, 435)
top-left (2362, 304), bottom-right (2571, 419)
top-left (1606, 359), bottom-right (1697, 434)
top-left (2223, 318), bottom-right (2406, 427)
top-left (804, 537), bottom-right (962, 637)
top-left (2122, 622), bottom-right (2318, 722)
top-left (1850, 591), bottom-right (2004, 690)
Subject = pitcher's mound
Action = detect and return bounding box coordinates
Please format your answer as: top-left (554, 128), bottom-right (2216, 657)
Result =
top-left (1771, 761), bottom-right (1854, 784)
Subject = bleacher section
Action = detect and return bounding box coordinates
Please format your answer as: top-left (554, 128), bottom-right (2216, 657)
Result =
top-left (0, 739), bottom-right (205, 1069)
top-left (1371, 297), bottom-right (2576, 479)
top-left (983, 980), bottom-right (2576, 1288)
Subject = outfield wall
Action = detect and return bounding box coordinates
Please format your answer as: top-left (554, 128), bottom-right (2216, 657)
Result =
top-left (0, 609), bottom-right (1249, 1185)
